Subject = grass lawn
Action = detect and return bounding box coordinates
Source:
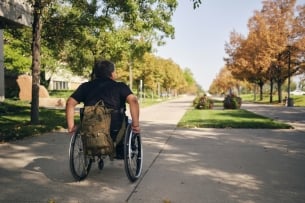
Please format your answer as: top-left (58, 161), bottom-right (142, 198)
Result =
top-left (0, 99), bottom-right (70, 142)
top-left (241, 93), bottom-right (305, 106)
top-left (178, 109), bottom-right (292, 129)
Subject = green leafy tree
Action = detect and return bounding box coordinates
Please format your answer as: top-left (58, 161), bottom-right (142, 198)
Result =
top-left (42, 0), bottom-right (177, 74)
top-left (4, 29), bottom-right (32, 74)
top-left (182, 68), bottom-right (198, 94)
top-left (24, 0), bottom-right (178, 124)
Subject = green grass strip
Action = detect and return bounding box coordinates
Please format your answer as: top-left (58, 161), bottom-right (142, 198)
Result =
top-left (178, 109), bottom-right (292, 129)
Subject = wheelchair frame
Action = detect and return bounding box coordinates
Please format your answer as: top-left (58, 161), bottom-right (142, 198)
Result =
top-left (68, 117), bottom-right (143, 182)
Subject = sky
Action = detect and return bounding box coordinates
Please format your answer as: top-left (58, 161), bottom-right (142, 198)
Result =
top-left (155, 0), bottom-right (305, 91)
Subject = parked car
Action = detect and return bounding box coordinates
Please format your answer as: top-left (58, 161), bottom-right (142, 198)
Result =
top-left (290, 89), bottom-right (305, 95)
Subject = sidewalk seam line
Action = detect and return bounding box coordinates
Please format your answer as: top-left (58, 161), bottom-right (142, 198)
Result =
top-left (125, 128), bottom-right (175, 202)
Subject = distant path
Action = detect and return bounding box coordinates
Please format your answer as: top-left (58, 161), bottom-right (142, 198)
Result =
top-left (242, 103), bottom-right (305, 131)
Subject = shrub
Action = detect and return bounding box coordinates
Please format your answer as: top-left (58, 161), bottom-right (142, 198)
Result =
top-left (223, 94), bottom-right (242, 109)
top-left (194, 95), bottom-right (213, 109)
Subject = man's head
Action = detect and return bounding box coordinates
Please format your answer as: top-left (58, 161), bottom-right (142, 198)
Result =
top-left (92, 60), bottom-right (115, 79)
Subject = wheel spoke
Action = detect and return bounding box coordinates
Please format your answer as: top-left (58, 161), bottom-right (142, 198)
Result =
top-left (124, 127), bottom-right (143, 182)
top-left (69, 130), bottom-right (91, 181)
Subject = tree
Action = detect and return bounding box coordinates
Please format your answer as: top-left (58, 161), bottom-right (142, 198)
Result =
top-left (4, 29), bottom-right (32, 74)
top-left (224, 0), bottom-right (305, 103)
top-left (242, 11), bottom-right (274, 100)
top-left (209, 66), bottom-right (243, 95)
top-left (30, 0), bottom-right (53, 124)
top-left (183, 68), bottom-right (198, 94)
top-left (260, 0), bottom-right (296, 103)
top-left (224, 31), bottom-right (255, 94)
top-left (26, 0), bottom-right (178, 124)
top-left (129, 53), bottom-right (193, 97)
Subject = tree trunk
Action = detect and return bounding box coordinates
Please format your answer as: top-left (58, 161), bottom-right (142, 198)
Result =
top-left (30, 2), bottom-right (42, 124)
top-left (253, 84), bottom-right (257, 101)
top-left (258, 80), bottom-right (264, 101)
top-left (236, 85), bottom-right (241, 95)
top-left (277, 80), bottom-right (283, 103)
top-left (0, 30), bottom-right (4, 102)
top-left (269, 79), bottom-right (273, 103)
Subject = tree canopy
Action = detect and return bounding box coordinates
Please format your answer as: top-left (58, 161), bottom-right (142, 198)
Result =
top-left (4, 0), bottom-right (200, 123)
top-left (218, 0), bottom-right (305, 102)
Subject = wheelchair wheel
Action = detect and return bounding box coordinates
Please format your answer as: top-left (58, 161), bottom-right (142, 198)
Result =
top-left (124, 124), bottom-right (143, 182)
top-left (69, 129), bottom-right (92, 181)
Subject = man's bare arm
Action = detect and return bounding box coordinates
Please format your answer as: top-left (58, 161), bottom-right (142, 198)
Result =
top-left (126, 94), bottom-right (140, 133)
top-left (66, 97), bottom-right (79, 133)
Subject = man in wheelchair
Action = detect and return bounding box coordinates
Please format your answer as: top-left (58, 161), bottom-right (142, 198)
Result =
top-left (66, 60), bottom-right (140, 159)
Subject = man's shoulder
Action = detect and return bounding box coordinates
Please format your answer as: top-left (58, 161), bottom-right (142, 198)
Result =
top-left (79, 80), bottom-right (92, 87)
top-left (116, 81), bottom-right (128, 86)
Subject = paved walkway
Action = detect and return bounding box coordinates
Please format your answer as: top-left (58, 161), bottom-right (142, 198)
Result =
top-left (0, 96), bottom-right (305, 203)
top-left (242, 102), bottom-right (305, 131)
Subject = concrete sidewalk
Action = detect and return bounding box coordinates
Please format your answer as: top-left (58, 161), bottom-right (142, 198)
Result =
top-left (128, 99), bottom-right (305, 203)
top-left (241, 103), bottom-right (305, 131)
top-left (0, 96), bottom-right (305, 203)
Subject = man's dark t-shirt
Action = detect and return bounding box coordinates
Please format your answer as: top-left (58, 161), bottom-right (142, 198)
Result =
top-left (71, 78), bottom-right (132, 110)
top-left (70, 78), bottom-right (133, 139)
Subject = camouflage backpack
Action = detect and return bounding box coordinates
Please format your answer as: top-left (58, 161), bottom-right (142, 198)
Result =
top-left (80, 100), bottom-right (114, 156)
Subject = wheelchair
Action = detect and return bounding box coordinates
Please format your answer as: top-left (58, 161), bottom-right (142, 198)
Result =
top-left (68, 114), bottom-right (143, 182)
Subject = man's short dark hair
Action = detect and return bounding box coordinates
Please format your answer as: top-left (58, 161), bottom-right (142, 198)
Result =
top-left (92, 60), bottom-right (115, 79)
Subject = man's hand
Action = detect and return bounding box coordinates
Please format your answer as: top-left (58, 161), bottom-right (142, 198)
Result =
top-left (131, 125), bottom-right (140, 134)
top-left (68, 125), bottom-right (77, 134)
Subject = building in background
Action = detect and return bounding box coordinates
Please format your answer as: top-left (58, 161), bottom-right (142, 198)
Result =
top-left (45, 68), bottom-right (88, 91)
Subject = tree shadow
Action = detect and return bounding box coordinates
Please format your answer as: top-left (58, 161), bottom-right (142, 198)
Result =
top-left (24, 157), bottom-right (72, 183)
top-left (144, 127), bottom-right (305, 202)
